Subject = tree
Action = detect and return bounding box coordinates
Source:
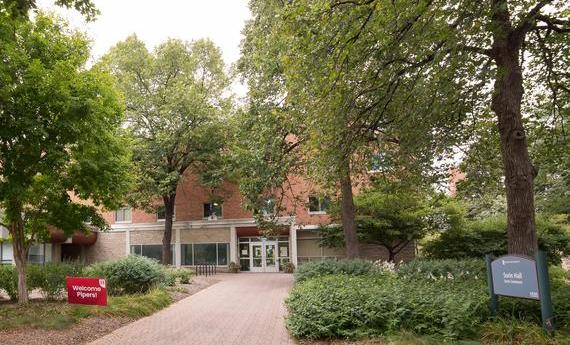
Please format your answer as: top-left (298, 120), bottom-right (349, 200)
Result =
top-left (321, 180), bottom-right (430, 262)
top-left (0, 13), bottom-right (131, 303)
top-left (249, 0), bottom-right (568, 257)
top-left (238, 0), bottom-right (464, 258)
top-left (102, 36), bottom-right (230, 265)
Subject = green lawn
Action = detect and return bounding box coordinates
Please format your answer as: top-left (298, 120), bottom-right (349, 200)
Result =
top-left (0, 288), bottom-right (172, 331)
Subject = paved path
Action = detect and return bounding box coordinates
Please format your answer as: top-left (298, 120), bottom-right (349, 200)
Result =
top-left (90, 273), bottom-right (296, 345)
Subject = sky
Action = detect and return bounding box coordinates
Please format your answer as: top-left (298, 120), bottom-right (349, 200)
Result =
top-left (36, 0), bottom-right (251, 96)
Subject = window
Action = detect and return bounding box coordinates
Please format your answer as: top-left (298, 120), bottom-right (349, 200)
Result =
top-left (180, 243), bottom-right (229, 266)
top-left (157, 206), bottom-right (175, 222)
top-left (308, 196), bottom-right (330, 213)
top-left (28, 244), bottom-right (46, 264)
top-left (115, 207), bottom-right (132, 223)
top-left (203, 202), bottom-right (222, 219)
top-left (1, 241), bottom-right (13, 264)
top-left (257, 198), bottom-right (276, 216)
top-left (130, 244), bottom-right (174, 264)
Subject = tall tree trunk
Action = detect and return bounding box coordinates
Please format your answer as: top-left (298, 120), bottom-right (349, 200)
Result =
top-left (340, 164), bottom-right (360, 258)
top-left (490, 0), bottom-right (538, 256)
top-left (9, 220), bottom-right (29, 304)
top-left (161, 194), bottom-right (176, 265)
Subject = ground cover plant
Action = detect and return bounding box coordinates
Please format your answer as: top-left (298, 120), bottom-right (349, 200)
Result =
top-left (287, 259), bottom-right (570, 343)
top-left (0, 288), bottom-right (172, 331)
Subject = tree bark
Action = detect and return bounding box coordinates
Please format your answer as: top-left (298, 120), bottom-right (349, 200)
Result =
top-left (340, 164), bottom-right (360, 258)
top-left (9, 217), bottom-right (29, 304)
top-left (490, 0), bottom-right (538, 256)
top-left (161, 194), bottom-right (176, 265)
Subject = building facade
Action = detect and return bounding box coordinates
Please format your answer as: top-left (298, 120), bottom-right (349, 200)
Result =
top-left (0, 173), bottom-right (415, 271)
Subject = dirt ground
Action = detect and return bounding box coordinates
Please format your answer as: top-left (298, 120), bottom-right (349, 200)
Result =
top-left (0, 275), bottom-right (219, 345)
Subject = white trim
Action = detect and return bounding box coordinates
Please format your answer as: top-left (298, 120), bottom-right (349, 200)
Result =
top-left (175, 227), bottom-right (181, 268)
top-left (290, 223), bottom-right (298, 267)
top-left (230, 225), bottom-right (237, 263)
top-left (307, 210), bottom-right (327, 215)
top-left (108, 216), bottom-right (296, 231)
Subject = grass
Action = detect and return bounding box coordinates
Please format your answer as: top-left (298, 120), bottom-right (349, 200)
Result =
top-left (0, 288), bottom-right (173, 331)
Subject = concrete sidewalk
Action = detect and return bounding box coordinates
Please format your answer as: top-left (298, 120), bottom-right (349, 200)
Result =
top-left (89, 273), bottom-right (296, 345)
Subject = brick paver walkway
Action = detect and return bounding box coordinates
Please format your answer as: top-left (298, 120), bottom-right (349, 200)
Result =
top-left (90, 273), bottom-right (296, 345)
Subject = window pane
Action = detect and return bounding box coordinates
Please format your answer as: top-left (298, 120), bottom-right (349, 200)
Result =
top-left (116, 207), bottom-right (132, 222)
top-left (308, 196), bottom-right (320, 212)
top-left (217, 243), bottom-right (228, 265)
top-left (240, 258), bottom-right (250, 271)
top-left (157, 206), bottom-right (166, 220)
top-left (2, 242), bottom-right (13, 262)
top-left (140, 245), bottom-right (162, 262)
top-left (181, 244), bottom-right (193, 265)
top-left (194, 244), bottom-right (217, 265)
top-left (320, 197), bottom-right (330, 212)
top-left (239, 243), bottom-right (249, 258)
top-left (278, 242), bottom-right (289, 258)
top-left (28, 244), bottom-right (44, 264)
top-left (203, 203), bottom-right (211, 218)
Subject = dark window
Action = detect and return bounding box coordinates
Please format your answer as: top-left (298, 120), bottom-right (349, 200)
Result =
top-left (194, 243), bottom-right (217, 265)
top-left (181, 244), bottom-right (193, 265)
top-left (157, 206), bottom-right (166, 221)
top-left (130, 245), bottom-right (174, 264)
top-left (203, 203), bottom-right (223, 218)
top-left (308, 196), bottom-right (330, 213)
top-left (217, 243), bottom-right (228, 265)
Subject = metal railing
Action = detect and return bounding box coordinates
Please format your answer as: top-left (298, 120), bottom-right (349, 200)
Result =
top-left (195, 264), bottom-right (217, 276)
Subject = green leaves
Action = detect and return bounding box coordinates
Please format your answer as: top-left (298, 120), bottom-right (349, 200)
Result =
top-left (0, 13), bottom-right (131, 237)
top-left (101, 36), bottom-right (231, 208)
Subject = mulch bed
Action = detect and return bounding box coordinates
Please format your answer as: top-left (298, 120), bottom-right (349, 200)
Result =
top-left (0, 276), bottom-right (220, 345)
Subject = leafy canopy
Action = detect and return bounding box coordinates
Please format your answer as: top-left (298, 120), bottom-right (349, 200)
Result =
top-left (0, 12), bottom-right (131, 238)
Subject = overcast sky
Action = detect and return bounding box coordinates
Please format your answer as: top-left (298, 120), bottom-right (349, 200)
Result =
top-left (37, 0), bottom-right (251, 95)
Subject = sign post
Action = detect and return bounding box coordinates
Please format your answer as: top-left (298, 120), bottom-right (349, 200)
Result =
top-left (486, 250), bottom-right (554, 336)
top-left (66, 277), bottom-right (108, 306)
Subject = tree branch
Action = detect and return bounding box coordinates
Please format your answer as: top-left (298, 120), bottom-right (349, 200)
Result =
top-left (456, 44), bottom-right (493, 57)
top-left (535, 14), bottom-right (570, 33)
top-left (516, 0), bottom-right (554, 33)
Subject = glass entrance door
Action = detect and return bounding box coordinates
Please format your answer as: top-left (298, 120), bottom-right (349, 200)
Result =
top-left (249, 240), bottom-right (279, 272)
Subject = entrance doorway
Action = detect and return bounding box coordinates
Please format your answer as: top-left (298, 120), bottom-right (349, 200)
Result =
top-left (250, 240), bottom-right (278, 272)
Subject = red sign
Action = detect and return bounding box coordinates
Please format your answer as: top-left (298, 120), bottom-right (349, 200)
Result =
top-left (66, 277), bottom-right (107, 306)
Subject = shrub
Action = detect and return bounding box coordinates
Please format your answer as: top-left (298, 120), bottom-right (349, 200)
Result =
top-left (228, 261), bottom-right (240, 273)
top-left (84, 255), bottom-right (166, 295)
top-left (423, 215), bottom-right (570, 264)
top-left (398, 258), bottom-right (486, 281)
top-left (480, 319), bottom-right (555, 345)
top-left (0, 264), bottom-right (17, 300)
top-left (27, 262), bottom-right (83, 299)
top-left (286, 274), bottom-right (488, 341)
top-left (283, 261), bottom-right (295, 273)
top-left (175, 268), bottom-right (192, 284)
top-left (294, 259), bottom-right (375, 282)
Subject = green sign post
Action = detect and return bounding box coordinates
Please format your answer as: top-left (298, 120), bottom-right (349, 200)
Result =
top-left (485, 250), bottom-right (555, 336)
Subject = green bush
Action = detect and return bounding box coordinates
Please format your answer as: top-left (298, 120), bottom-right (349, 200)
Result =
top-left (0, 264), bottom-right (18, 300)
top-left (84, 255), bottom-right (166, 295)
top-left (286, 274), bottom-right (489, 341)
top-left (287, 259), bottom-right (570, 341)
top-left (294, 259), bottom-right (376, 282)
top-left (398, 258), bottom-right (486, 281)
top-left (423, 215), bottom-right (570, 264)
top-left (27, 262), bottom-right (83, 300)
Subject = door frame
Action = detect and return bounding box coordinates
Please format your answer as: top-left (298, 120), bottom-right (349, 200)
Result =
top-left (249, 238), bottom-right (279, 273)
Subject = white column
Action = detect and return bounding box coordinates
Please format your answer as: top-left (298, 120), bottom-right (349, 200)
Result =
top-left (290, 223), bottom-right (298, 267)
top-left (175, 226), bottom-right (181, 268)
top-left (230, 225), bottom-right (237, 263)
top-left (125, 228), bottom-right (130, 256)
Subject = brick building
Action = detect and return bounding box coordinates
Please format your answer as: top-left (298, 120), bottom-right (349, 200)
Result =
top-left (0, 172), bottom-right (415, 271)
